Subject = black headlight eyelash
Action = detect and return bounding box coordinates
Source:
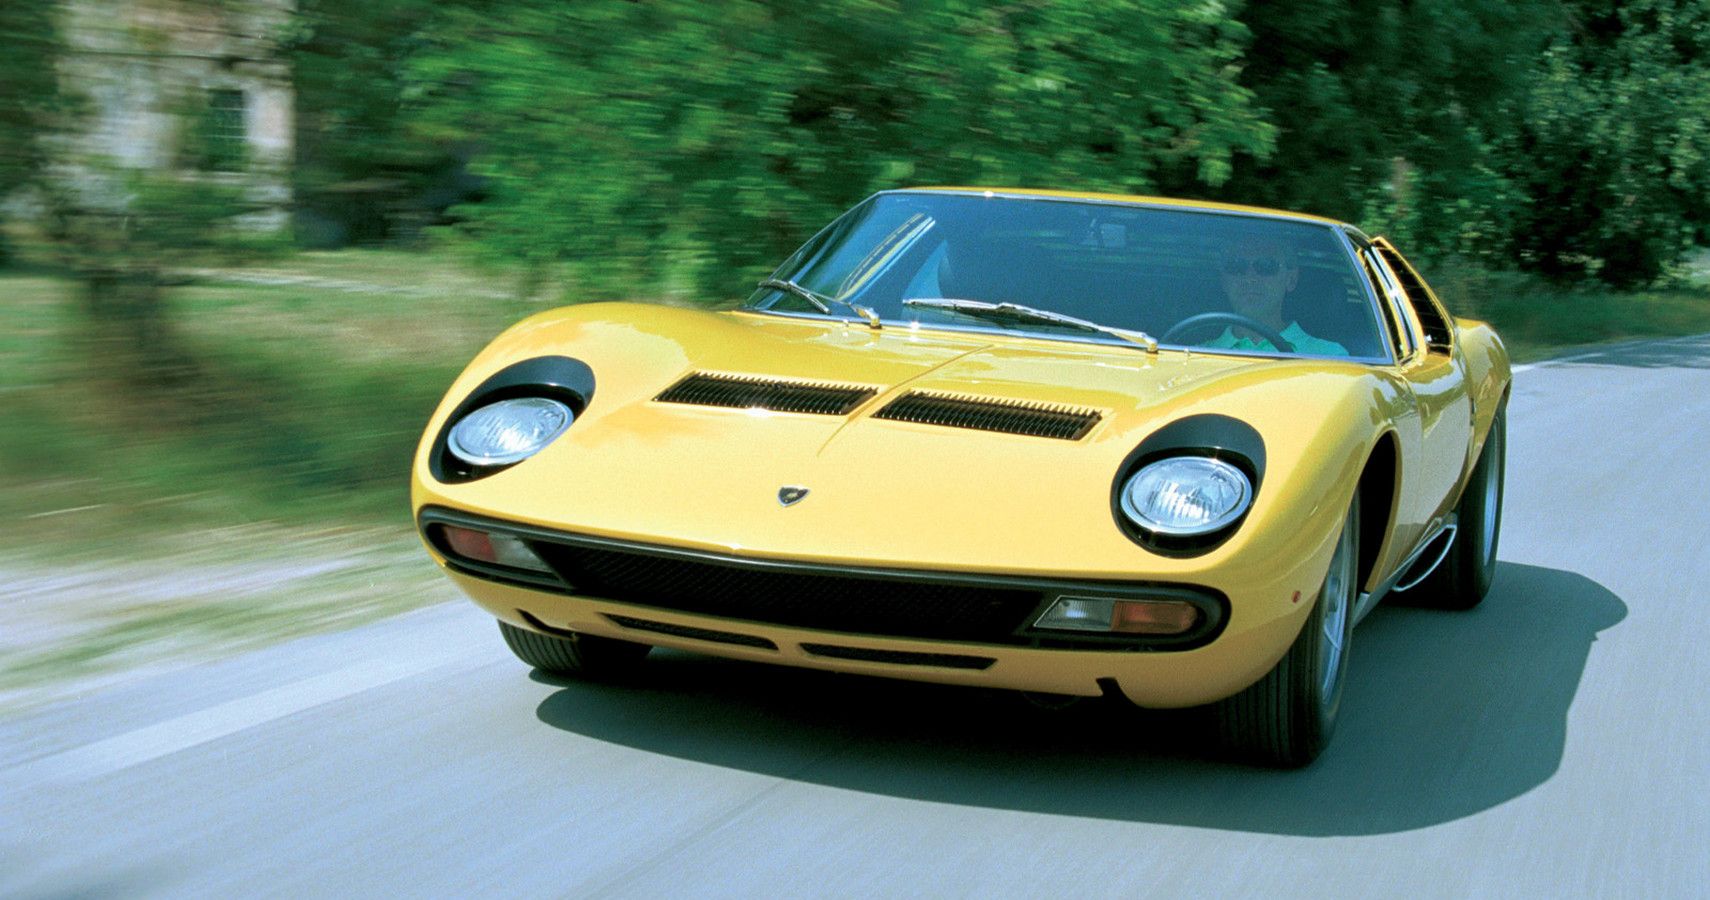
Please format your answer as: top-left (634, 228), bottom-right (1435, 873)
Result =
top-left (429, 356), bottom-right (596, 484)
top-left (1110, 415), bottom-right (1266, 557)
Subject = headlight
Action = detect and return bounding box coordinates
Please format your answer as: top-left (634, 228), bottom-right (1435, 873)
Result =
top-left (446, 397), bottom-right (574, 467)
top-left (1119, 456), bottom-right (1252, 536)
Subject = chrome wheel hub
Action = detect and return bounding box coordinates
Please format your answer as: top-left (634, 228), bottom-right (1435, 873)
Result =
top-left (1318, 513), bottom-right (1356, 697)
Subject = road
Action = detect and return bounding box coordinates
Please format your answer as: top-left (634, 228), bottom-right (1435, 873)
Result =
top-left (4, 335), bottom-right (1708, 898)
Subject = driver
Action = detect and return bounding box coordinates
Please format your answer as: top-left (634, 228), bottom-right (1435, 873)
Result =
top-left (1206, 236), bottom-right (1347, 356)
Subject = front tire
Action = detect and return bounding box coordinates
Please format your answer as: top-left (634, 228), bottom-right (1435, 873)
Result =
top-left (1414, 402), bottom-right (1506, 609)
top-left (1219, 494), bottom-right (1360, 768)
top-left (498, 620), bottom-right (651, 678)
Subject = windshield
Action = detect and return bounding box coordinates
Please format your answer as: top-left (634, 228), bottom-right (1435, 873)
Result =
top-left (746, 191), bottom-right (1387, 360)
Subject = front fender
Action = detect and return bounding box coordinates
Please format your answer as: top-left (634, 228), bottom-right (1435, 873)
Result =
top-left (1456, 317), bottom-right (1512, 452)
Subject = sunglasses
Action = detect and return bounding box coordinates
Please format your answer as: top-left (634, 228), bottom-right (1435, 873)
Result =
top-left (1223, 257), bottom-right (1285, 277)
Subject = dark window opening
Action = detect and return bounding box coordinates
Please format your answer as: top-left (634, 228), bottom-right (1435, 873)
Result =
top-left (200, 88), bottom-right (247, 172)
top-left (1374, 241), bottom-right (1454, 352)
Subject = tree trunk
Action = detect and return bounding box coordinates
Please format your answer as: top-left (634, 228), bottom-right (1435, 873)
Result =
top-left (78, 265), bottom-right (195, 387)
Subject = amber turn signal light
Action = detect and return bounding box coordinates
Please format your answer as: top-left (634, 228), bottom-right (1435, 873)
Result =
top-left (1110, 599), bottom-right (1200, 635)
top-left (434, 524), bottom-right (554, 574)
top-left (1033, 595), bottom-right (1199, 635)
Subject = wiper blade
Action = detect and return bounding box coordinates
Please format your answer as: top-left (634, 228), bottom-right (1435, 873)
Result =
top-left (903, 298), bottom-right (1157, 353)
top-left (758, 278), bottom-right (831, 313)
top-left (758, 279), bottom-right (881, 329)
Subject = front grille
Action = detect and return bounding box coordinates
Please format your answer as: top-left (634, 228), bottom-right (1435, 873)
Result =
top-left (800, 644), bottom-right (996, 670)
top-left (604, 614), bottom-right (778, 649)
top-left (873, 391), bottom-right (1101, 440)
top-left (655, 373), bottom-right (875, 415)
top-left (419, 506), bottom-right (1230, 652)
top-left (530, 543), bottom-right (1044, 643)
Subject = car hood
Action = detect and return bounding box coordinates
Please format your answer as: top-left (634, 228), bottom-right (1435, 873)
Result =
top-left (415, 303), bottom-right (1384, 579)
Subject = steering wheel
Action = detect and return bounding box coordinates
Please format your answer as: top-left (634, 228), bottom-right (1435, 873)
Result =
top-left (1162, 312), bottom-right (1294, 353)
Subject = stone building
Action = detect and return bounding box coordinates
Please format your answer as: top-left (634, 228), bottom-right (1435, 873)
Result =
top-left (53, 0), bottom-right (294, 229)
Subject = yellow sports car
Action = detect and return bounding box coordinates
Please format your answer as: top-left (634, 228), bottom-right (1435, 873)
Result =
top-left (412, 188), bottom-right (1509, 766)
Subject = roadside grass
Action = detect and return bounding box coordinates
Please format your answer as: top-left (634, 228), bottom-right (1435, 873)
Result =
top-left (1498, 289), bottom-right (1710, 362)
top-left (3, 248), bottom-right (1709, 714)
top-left (0, 253), bottom-right (525, 715)
top-left (179, 247), bottom-right (524, 300)
top-left (1429, 264), bottom-right (1710, 362)
top-left (1, 253), bottom-right (527, 529)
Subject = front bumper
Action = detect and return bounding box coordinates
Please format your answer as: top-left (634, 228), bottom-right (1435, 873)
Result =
top-left (418, 505), bottom-right (1317, 707)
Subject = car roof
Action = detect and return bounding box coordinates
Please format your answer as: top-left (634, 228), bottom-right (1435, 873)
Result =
top-left (895, 186), bottom-right (1348, 227)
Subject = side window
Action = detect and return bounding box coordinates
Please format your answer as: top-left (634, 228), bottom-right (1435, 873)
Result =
top-left (1356, 247), bottom-right (1415, 361)
top-left (1373, 239), bottom-right (1453, 353)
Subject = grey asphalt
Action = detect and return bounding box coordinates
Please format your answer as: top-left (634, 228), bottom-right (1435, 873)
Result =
top-left (4, 335), bottom-right (1709, 898)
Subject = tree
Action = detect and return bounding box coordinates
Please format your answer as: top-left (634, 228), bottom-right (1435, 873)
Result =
top-left (1204, 1), bottom-right (1557, 254)
top-left (31, 5), bottom-right (284, 385)
top-left (45, 169), bottom-right (260, 384)
top-left (288, 0), bottom-right (465, 246)
top-left (0, 3), bottom-right (66, 265)
top-left (404, 0), bottom-right (1274, 301)
top-left (1214, 0), bottom-right (1710, 287)
top-left (1506, 0), bottom-right (1710, 285)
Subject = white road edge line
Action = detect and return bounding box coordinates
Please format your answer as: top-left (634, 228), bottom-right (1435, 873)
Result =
top-left (1511, 331), bottom-right (1710, 374)
top-left (7, 651), bottom-right (469, 784)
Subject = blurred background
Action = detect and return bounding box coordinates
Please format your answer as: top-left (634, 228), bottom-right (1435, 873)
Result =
top-left (3, 0), bottom-right (1708, 708)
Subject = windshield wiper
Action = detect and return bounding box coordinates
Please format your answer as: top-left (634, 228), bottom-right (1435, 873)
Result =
top-left (902, 298), bottom-right (1157, 353)
top-left (758, 279), bottom-right (881, 329)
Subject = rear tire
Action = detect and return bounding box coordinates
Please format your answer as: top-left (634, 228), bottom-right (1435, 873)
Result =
top-left (1219, 494), bottom-right (1359, 768)
top-left (498, 620), bottom-right (651, 678)
top-left (1413, 403), bottom-right (1506, 610)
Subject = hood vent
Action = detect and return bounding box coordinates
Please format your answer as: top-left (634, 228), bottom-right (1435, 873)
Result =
top-left (874, 391), bottom-right (1101, 440)
top-left (655, 373), bottom-right (876, 415)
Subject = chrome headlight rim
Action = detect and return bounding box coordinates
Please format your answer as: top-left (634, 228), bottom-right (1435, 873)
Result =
top-left (1107, 415), bottom-right (1267, 556)
top-left (427, 356), bottom-right (598, 485)
top-left (446, 396), bottom-right (575, 467)
top-left (1119, 454), bottom-right (1254, 538)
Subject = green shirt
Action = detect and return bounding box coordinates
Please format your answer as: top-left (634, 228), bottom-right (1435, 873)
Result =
top-left (1207, 321), bottom-right (1348, 357)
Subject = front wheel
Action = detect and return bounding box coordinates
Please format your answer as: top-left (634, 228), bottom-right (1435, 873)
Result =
top-left (1218, 494), bottom-right (1359, 767)
top-left (498, 620), bottom-right (651, 678)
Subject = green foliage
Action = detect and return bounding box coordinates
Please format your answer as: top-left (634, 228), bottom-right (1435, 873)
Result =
top-left (1504, 0), bottom-right (1710, 286)
top-left (405, 0), bottom-right (1272, 301)
top-left (0, 2), bottom-right (66, 265)
top-left (0, 3), bottom-right (62, 199)
top-left (280, 0), bottom-right (1710, 292)
top-left (288, 0), bottom-right (459, 245)
top-left (0, 266), bottom-right (493, 520)
top-left (1218, 0), bottom-right (1710, 287)
top-left (289, 0), bottom-right (429, 183)
top-left (1422, 256), bottom-right (1710, 360)
top-left (45, 171), bottom-right (286, 385)
top-left (100, 174), bottom-right (274, 261)
top-left (1207, 1), bottom-right (1556, 258)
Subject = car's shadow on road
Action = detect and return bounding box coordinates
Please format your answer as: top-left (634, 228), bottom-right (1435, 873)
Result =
top-left (534, 562), bottom-right (1624, 836)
